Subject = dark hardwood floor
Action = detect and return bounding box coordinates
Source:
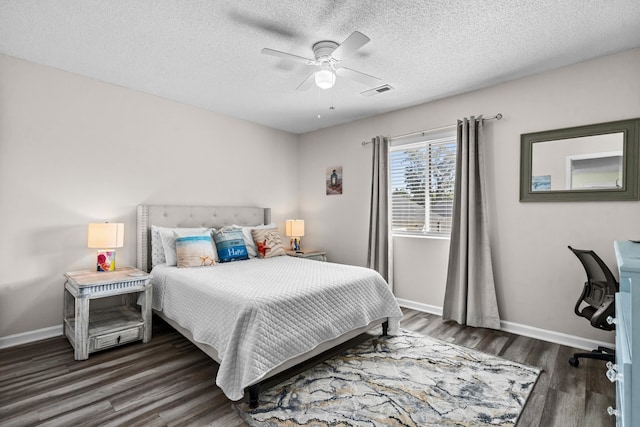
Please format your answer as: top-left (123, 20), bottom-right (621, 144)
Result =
top-left (0, 308), bottom-right (615, 426)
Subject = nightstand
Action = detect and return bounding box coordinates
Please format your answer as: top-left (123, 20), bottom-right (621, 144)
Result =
top-left (286, 250), bottom-right (327, 262)
top-left (63, 266), bottom-right (152, 360)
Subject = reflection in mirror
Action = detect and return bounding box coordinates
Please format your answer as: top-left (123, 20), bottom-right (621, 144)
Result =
top-left (531, 133), bottom-right (624, 191)
top-left (520, 117), bottom-right (640, 202)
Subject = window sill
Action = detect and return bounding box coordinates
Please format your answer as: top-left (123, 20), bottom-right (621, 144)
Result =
top-left (391, 234), bottom-right (450, 241)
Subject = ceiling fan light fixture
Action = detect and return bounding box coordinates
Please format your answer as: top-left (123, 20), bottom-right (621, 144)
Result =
top-left (315, 69), bottom-right (336, 89)
top-left (263, 31), bottom-right (379, 92)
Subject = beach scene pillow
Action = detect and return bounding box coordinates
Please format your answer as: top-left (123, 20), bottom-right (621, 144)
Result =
top-left (175, 234), bottom-right (216, 268)
top-left (159, 226), bottom-right (212, 266)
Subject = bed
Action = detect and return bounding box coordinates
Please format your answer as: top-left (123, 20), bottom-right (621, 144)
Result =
top-left (136, 204), bottom-right (402, 407)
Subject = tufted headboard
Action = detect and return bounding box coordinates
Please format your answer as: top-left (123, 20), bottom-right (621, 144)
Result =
top-left (136, 204), bottom-right (271, 272)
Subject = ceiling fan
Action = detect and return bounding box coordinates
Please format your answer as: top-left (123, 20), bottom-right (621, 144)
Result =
top-left (261, 31), bottom-right (382, 91)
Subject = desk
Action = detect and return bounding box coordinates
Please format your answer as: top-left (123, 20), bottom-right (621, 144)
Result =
top-left (612, 240), bottom-right (640, 427)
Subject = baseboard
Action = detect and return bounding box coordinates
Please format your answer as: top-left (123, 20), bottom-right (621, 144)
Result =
top-left (395, 298), bottom-right (443, 316)
top-left (1, 301), bottom-right (614, 353)
top-left (0, 324), bottom-right (63, 350)
top-left (499, 320), bottom-right (614, 351)
top-left (395, 298), bottom-right (614, 351)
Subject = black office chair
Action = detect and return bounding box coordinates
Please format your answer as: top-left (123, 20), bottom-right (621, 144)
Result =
top-left (567, 246), bottom-right (618, 367)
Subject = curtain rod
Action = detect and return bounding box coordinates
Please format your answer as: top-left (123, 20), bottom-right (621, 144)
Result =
top-left (361, 113), bottom-right (503, 146)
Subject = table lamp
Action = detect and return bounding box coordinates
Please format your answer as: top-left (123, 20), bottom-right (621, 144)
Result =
top-left (87, 222), bottom-right (124, 272)
top-left (285, 219), bottom-right (305, 252)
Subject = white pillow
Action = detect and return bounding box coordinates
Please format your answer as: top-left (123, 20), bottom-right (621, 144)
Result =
top-left (150, 225), bottom-right (167, 267)
top-left (234, 223), bottom-right (277, 257)
top-left (158, 226), bottom-right (213, 266)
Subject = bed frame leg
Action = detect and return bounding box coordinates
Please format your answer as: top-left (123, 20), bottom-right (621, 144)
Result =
top-left (382, 321), bottom-right (388, 336)
top-left (248, 384), bottom-right (260, 409)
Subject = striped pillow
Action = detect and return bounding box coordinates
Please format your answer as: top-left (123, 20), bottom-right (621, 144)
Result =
top-left (212, 227), bottom-right (249, 262)
top-left (251, 228), bottom-right (286, 258)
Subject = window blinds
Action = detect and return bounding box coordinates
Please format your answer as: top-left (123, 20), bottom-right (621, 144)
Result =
top-left (389, 133), bottom-right (457, 236)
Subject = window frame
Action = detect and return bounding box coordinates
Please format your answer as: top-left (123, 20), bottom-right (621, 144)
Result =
top-left (388, 127), bottom-right (457, 238)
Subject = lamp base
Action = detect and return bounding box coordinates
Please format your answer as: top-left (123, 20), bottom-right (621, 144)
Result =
top-left (290, 237), bottom-right (301, 252)
top-left (96, 250), bottom-right (116, 272)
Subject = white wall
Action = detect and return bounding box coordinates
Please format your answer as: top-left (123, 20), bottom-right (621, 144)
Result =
top-left (0, 54), bottom-right (299, 338)
top-left (3, 48), bottom-right (639, 345)
top-left (298, 48), bottom-right (640, 343)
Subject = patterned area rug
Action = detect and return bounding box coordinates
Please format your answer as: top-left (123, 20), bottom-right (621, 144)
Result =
top-left (236, 330), bottom-right (540, 426)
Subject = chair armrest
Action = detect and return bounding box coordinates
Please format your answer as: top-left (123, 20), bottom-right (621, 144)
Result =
top-left (574, 282), bottom-right (589, 317)
top-left (590, 295), bottom-right (615, 331)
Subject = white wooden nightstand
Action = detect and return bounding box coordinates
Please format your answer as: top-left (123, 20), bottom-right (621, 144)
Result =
top-left (63, 266), bottom-right (152, 360)
top-left (286, 250), bottom-right (327, 262)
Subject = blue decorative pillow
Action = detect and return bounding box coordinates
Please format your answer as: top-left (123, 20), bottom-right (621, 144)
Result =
top-left (175, 235), bottom-right (216, 268)
top-left (212, 228), bottom-right (249, 262)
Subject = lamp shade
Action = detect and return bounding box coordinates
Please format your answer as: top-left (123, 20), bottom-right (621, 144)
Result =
top-left (285, 219), bottom-right (305, 237)
top-left (314, 69), bottom-right (336, 89)
top-left (87, 223), bottom-right (124, 249)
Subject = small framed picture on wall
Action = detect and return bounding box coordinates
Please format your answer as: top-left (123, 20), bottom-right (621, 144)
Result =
top-left (326, 166), bottom-right (343, 195)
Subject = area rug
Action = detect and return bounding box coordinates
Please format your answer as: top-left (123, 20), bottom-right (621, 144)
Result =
top-left (236, 330), bottom-right (540, 426)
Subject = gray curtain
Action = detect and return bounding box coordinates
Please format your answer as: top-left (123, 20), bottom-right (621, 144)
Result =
top-left (443, 117), bottom-right (501, 329)
top-left (367, 136), bottom-right (389, 282)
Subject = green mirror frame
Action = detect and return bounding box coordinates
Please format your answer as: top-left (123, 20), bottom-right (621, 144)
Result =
top-left (520, 118), bottom-right (640, 202)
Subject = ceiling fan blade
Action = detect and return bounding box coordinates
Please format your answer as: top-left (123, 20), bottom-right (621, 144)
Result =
top-left (335, 67), bottom-right (382, 87)
top-left (296, 73), bottom-right (316, 91)
top-left (331, 31), bottom-right (370, 61)
top-left (261, 48), bottom-right (317, 65)
top-left (228, 11), bottom-right (301, 39)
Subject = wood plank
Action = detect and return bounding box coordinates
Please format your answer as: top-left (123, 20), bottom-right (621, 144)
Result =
top-left (516, 391), bottom-right (546, 427)
top-left (538, 388), bottom-right (586, 427)
top-left (0, 310), bottom-right (615, 426)
top-left (549, 345), bottom-right (588, 398)
top-left (584, 390), bottom-right (616, 427)
top-left (473, 329), bottom-right (511, 355)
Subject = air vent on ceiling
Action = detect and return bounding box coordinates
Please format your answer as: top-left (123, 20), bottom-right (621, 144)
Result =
top-left (361, 84), bottom-right (394, 96)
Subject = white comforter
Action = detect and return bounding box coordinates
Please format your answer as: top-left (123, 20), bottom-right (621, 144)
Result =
top-left (150, 256), bottom-right (402, 400)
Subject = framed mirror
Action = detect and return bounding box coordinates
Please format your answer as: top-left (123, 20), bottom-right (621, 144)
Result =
top-left (520, 118), bottom-right (640, 201)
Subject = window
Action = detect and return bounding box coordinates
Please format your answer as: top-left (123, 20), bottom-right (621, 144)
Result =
top-left (389, 130), bottom-right (457, 236)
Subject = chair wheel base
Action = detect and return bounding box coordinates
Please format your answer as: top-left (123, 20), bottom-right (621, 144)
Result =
top-left (569, 357), bottom-right (579, 367)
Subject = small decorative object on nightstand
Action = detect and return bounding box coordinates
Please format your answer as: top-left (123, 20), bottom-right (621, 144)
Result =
top-left (63, 267), bottom-right (152, 360)
top-left (286, 249), bottom-right (327, 262)
top-left (285, 219), bottom-right (305, 251)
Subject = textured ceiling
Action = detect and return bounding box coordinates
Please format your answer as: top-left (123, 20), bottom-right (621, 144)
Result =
top-left (1, 1), bottom-right (640, 134)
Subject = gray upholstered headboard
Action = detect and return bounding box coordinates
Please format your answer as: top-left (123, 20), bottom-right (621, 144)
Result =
top-left (136, 204), bottom-right (271, 272)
